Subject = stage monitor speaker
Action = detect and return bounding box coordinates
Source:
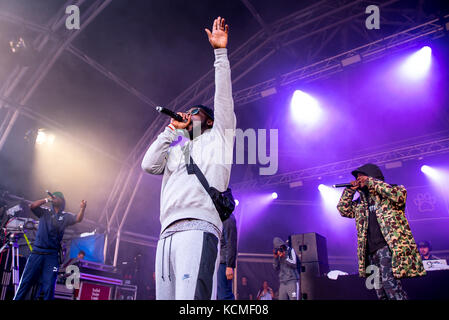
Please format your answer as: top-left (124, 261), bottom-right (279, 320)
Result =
top-left (289, 232), bottom-right (329, 265)
top-left (115, 284), bottom-right (137, 300)
top-left (300, 261), bottom-right (330, 300)
top-left (289, 233), bottom-right (329, 300)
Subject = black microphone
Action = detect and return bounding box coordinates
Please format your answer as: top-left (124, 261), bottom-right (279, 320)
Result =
top-left (156, 106), bottom-right (184, 122)
top-left (332, 183), bottom-right (353, 188)
top-left (46, 190), bottom-right (55, 198)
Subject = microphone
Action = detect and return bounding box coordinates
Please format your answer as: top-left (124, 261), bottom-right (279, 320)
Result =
top-left (46, 190), bottom-right (55, 198)
top-left (332, 183), bottom-right (353, 188)
top-left (156, 106), bottom-right (184, 122)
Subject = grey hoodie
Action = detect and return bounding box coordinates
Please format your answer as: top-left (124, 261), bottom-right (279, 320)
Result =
top-left (273, 237), bottom-right (300, 284)
top-left (141, 48), bottom-right (236, 234)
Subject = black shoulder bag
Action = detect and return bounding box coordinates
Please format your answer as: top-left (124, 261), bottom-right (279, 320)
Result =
top-left (185, 154), bottom-right (235, 222)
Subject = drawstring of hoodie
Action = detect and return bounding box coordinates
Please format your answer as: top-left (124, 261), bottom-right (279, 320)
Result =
top-left (168, 235), bottom-right (173, 281)
top-left (161, 235), bottom-right (174, 282)
top-left (161, 238), bottom-right (166, 281)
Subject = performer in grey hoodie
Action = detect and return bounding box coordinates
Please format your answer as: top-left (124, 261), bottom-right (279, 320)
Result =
top-left (141, 16), bottom-right (236, 300)
top-left (273, 237), bottom-right (300, 300)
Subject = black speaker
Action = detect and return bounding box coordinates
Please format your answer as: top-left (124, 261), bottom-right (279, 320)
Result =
top-left (289, 233), bottom-right (329, 300)
top-left (290, 232), bottom-right (329, 264)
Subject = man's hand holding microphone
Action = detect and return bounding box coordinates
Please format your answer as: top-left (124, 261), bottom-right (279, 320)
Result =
top-left (350, 175), bottom-right (369, 190)
top-left (170, 112), bottom-right (191, 130)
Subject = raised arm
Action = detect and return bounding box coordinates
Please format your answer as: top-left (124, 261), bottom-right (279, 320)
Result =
top-left (284, 248), bottom-right (298, 269)
top-left (29, 198), bottom-right (51, 218)
top-left (30, 198), bottom-right (49, 211)
top-left (76, 200), bottom-right (87, 223)
top-left (366, 177), bottom-right (407, 206)
top-left (205, 17), bottom-right (236, 135)
top-left (337, 188), bottom-right (357, 219)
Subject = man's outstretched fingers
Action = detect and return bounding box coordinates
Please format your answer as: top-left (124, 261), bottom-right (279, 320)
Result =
top-left (213, 18), bottom-right (218, 31)
top-left (217, 17), bottom-right (221, 29)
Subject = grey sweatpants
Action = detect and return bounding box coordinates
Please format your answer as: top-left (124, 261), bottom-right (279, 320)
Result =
top-left (278, 280), bottom-right (300, 300)
top-left (155, 230), bottom-right (220, 300)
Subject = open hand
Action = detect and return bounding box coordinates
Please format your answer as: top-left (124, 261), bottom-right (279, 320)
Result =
top-left (205, 17), bottom-right (229, 49)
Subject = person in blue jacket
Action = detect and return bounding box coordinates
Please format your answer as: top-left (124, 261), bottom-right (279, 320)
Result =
top-left (14, 192), bottom-right (86, 300)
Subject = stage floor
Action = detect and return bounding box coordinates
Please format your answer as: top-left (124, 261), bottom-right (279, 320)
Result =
top-left (311, 270), bottom-right (449, 300)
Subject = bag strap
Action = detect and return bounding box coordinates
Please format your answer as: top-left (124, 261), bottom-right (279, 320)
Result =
top-left (191, 156), bottom-right (212, 192)
top-left (183, 146), bottom-right (212, 196)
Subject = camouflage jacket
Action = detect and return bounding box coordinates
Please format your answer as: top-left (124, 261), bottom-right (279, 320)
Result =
top-left (337, 177), bottom-right (425, 278)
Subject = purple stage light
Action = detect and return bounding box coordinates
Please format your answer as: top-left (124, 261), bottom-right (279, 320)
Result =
top-left (420, 165), bottom-right (449, 193)
top-left (421, 165), bottom-right (431, 174)
top-left (271, 192), bottom-right (278, 200)
top-left (400, 46), bottom-right (432, 80)
top-left (421, 165), bottom-right (439, 179)
top-left (318, 184), bottom-right (352, 228)
top-left (235, 199), bottom-right (239, 206)
top-left (290, 90), bottom-right (322, 126)
top-left (318, 184), bottom-right (340, 204)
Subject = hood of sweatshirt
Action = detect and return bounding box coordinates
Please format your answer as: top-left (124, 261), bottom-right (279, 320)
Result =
top-left (273, 237), bottom-right (286, 249)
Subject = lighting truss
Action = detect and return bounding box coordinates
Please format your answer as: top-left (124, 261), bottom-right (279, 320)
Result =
top-left (232, 137), bottom-right (449, 191)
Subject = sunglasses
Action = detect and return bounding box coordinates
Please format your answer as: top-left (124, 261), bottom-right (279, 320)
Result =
top-left (185, 108), bottom-right (201, 115)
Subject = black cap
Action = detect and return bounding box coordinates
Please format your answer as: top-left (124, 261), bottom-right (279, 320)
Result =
top-left (418, 241), bottom-right (431, 249)
top-left (352, 163), bottom-right (385, 181)
top-left (192, 104), bottom-right (214, 121)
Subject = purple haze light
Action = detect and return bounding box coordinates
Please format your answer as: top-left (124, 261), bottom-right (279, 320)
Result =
top-left (271, 192), bottom-right (278, 200)
top-left (290, 90), bottom-right (322, 127)
top-left (235, 199), bottom-right (239, 207)
top-left (399, 46), bottom-right (432, 80)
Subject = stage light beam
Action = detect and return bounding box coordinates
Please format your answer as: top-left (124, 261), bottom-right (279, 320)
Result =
top-left (318, 184), bottom-right (341, 206)
top-left (421, 165), bottom-right (439, 179)
top-left (420, 165), bottom-right (449, 193)
top-left (35, 129), bottom-right (56, 146)
top-left (35, 129), bottom-right (47, 145)
top-left (271, 192), bottom-right (278, 200)
top-left (399, 46), bottom-right (432, 80)
top-left (318, 183), bottom-right (353, 229)
top-left (290, 90), bottom-right (322, 127)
